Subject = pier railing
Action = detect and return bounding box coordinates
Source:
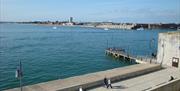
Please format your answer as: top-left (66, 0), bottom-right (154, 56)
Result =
top-left (105, 48), bottom-right (157, 64)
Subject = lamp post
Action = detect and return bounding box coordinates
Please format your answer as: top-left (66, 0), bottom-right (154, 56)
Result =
top-left (15, 60), bottom-right (23, 91)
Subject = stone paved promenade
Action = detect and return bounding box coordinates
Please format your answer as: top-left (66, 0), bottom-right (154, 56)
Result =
top-left (5, 64), bottom-right (161, 91)
top-left (89, 67), bottom-right (180, 91)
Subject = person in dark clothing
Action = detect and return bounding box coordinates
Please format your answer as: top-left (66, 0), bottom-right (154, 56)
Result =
top-left (104, 77), bottom-right (108, 87)
top-left (169, 76), bottom-right (174, 81)
top-left (151, 53), bottom-right (157, 58)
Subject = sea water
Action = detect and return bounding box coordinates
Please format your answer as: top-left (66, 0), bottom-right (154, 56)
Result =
top-left (0, 24), bottom-right (175, 90)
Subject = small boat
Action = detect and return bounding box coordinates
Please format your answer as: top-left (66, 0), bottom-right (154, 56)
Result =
top-left (136, 27), bottom-right (144, 31)
top-left (104, 28), bottom-right (109, 30)
top-left (52, 26), bottom-right (57, 29)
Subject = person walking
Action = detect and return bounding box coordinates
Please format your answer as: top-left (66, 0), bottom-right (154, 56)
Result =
top-left (104, 77), bottom-right (108, 87)
top-left (107, 78), bottom-right (112, 88)
top-left (79, 86), bottom-right (83, 91)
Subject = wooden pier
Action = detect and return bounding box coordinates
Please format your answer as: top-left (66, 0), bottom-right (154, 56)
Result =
top-left (105, 48), bottom-right (145, 63)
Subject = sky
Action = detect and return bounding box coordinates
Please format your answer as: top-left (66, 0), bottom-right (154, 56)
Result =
top-left (0, 0), bottom-right (180, 23)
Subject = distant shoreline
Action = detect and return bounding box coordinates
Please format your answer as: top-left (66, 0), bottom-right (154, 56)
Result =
top-left (22, 23), bottom-right (180, 31)
top-left (1, 22), bottom-right (180, 30)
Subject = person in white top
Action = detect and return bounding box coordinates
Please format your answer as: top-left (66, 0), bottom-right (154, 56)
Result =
top-left (79, 86), bottom-right (83, 91)
top-left (107, 78), bottom-right (112, 88)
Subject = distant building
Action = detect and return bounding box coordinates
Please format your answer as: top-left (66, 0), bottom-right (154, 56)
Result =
top-left (69, 17), bottom-right (73, 23)
top-left (157, 31), bottom-right (180, 68)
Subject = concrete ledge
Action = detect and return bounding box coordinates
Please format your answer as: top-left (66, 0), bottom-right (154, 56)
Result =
top-left (5, 64), bottom-right (161, 91)
top-left (150, 78), bottom-right (180, 91)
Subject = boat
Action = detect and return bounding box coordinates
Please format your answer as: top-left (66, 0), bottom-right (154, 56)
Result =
top-left (136, 27), bottom-right (144, 31)
top-left (52, 26), bottom-right (57, 29)
top-left (104, 28), bottom-right (109, 30)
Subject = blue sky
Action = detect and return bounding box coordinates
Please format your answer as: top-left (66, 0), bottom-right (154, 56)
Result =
top-left (1, 0), bottom-right (180, 23)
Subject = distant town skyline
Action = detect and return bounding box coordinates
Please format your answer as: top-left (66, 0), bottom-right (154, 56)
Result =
top-left (0, 0), bottom-right (180, 23)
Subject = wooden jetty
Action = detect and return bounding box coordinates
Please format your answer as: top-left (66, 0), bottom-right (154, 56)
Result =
top-left (105, 48), bottom-right (148, 64)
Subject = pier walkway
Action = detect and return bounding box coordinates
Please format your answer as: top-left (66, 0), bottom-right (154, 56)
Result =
top-left (89, 67), bottom-right (180, 91)
top-left (105, 48), bottom-right (137, 60)
top-left (105, 48), bottom-right (155, 64)
top-left (5, 64), bottom-right (161, 91)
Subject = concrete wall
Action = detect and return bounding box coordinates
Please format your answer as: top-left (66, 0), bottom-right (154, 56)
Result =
top-left (5, 64), bottom-right (161, 91)
top-left (58, 64), bottom-right (161, 91)
top-left (150, 78), bottom-right (180, 91)
top-left (157, 32), bottom-right (180, 68)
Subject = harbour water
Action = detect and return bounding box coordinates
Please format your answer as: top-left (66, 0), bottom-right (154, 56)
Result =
top-left (0, 24), bottom-right (175, 90)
